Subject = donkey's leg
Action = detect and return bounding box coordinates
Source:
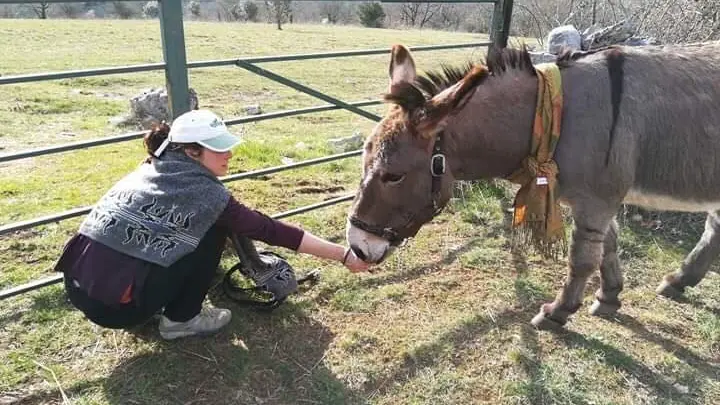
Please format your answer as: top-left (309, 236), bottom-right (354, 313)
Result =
top-left (657, 211), bottom-right (720, 299)
top-left (589, 218), bottom-right (624, 316)
top-left (531, 206), bottom-right (616, 330)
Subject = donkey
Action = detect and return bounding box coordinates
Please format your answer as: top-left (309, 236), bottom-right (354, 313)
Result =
top-left (346, 42), bottom-right (720, 330)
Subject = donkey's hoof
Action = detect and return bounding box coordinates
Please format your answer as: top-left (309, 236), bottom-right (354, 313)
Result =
top-left (531, 311), bottom-right (566, 331)
top-left (656, 279), bottom-right (684, 300)
top-left (589, 299), bottom-right (620, 317)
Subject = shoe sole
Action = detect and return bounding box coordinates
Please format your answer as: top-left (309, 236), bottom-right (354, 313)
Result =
top-left (159, 321), bottom-right (231, 340)
top-left (159, 329), bottom-right (221, 340)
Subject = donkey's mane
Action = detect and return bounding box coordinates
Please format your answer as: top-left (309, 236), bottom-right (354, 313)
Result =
top-left (383, 45), bottom-right (611, 112)
top-left (384, 46), bottom-right (538, 110)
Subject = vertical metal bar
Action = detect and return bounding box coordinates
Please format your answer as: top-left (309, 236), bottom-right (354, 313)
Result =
top-left (490, 0), bottom-right (514, 49)
top-left (158, 0), bottom-right (191, 119)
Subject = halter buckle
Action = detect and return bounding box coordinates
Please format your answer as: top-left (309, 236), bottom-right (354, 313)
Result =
top-left (431, 153), bottom-right (446, 177)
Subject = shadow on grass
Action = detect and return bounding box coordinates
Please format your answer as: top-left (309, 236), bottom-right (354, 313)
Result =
top-left (361, 258), bottom-right (553, 401)
top-left (103, 299), bottom-right (362, 405)
top-left (0, 283), bottom-right (76, 326)
top-left (620, 207), bottom-right (704, 253)
top-left (552, 329), bottom-right (701, 405)
top-left (355, 237), bottom-right (485, 291)
top-left (512, 258), bottom-right (557, 405)
top-left (362, 307), bottom-right (533, 400)
top-left (609, 313), bottom-right (720, 380)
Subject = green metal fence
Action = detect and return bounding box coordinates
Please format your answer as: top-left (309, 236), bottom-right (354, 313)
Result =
top-left (0, 0), bottom-right (514, 300)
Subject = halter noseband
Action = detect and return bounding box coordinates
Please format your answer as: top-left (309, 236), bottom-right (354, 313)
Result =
top-left (350, 133), bottom-right (447, 246)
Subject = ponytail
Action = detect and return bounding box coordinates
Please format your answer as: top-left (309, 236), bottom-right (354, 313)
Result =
top-left (143, 121), bottom-right (171, 158)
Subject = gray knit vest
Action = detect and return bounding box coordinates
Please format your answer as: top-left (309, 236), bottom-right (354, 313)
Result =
top-left (80, 151), bottom-right (230, 267)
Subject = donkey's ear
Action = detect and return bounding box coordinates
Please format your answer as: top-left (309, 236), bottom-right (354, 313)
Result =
top-left (416, 65), bottom-right (488, 134)
top-left (388, 45), bottom-right (417, 92)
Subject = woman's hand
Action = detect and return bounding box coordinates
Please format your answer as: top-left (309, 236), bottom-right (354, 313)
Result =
top-left (296, 232), bottom-right (373, 273)
top-left (342, 248), bottom-right (371, 273)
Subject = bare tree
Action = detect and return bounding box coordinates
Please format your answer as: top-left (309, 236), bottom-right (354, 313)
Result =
top-left (401, 3), bottom-right (441, 28)
top-left (31, 1), bottom-right (50, 19)
top-left (265, 0), bottom-right (291, 30)
top-left (58, 2), bottom-right (81, 18)
top-left (319, 1), bottom-right (341, 23)
top-left (435, 4), bottom-right (462, 30)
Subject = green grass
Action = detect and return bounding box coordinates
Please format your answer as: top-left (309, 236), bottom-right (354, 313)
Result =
top-left (2, 19), bottom-right (720, 405)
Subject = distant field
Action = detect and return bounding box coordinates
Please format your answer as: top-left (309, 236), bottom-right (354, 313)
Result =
top-left (1, 19), bottom-right (718, 405)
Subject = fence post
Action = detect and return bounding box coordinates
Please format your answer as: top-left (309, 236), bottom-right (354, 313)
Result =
top-left (490, 0), bottom-right (514, 48)
top-left (159, 0), bottom-right (191, 119)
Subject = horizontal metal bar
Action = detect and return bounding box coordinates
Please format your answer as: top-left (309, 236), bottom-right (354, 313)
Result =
top-left (0, 206), bottom-right (93, 237)
top-left (190, 42), bottom-right (491, 67)
top-left (0, 194), bottom-right (355, 301)
top-left (0, 150), bottom-right (361, 236)
top-left (0, 130), bottom-right (146, 163)
top-left (236, 61), bottom-right (381, 122)
top-left (0, 274), bottom-right (64, 301)
top-left (0, 63), bottom-right (165, 86)
top-left (0, 0), bottom-right (496, 3)
top-left (273, 194), bottom-right (354, 220)
top-left (223, 99), bottom-right (381, 126)
top-left (221, 149), bottom-right (362, 183)
top-left (0, 100), bottom-right (378, 164)
top-left (2, 42), bottom-right (488, 86)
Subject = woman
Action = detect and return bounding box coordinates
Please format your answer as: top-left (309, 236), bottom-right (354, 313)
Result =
top-left (55, 109), bottom-right (369, 340)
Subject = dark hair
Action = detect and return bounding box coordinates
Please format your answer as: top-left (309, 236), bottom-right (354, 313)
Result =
top-left (143, 121), bottom-right (203, 160)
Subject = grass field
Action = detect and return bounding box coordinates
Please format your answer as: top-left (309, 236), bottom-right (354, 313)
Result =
top-left (1, 19), bottom-right (719, 405)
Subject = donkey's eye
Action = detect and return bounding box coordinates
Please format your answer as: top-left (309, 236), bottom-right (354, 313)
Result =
top-left (380, 172), bottom-right (405, 184)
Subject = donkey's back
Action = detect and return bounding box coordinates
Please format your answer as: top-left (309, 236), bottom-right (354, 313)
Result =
top-left (566, 42), bottom-right (720, 210)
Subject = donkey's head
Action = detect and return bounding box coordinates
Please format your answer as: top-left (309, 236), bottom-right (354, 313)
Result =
top-left (346, 45), bottom-right (496, 263)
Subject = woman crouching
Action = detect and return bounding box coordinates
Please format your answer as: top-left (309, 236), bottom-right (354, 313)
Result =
top-left (54, 109), bottom-right (369, 340)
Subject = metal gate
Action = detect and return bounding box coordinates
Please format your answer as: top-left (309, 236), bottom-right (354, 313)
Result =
top-left (0, 0), bottom-right (514, 300)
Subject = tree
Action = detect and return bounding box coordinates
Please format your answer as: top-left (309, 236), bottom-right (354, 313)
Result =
top-left (243, 1), bottom-right (259, 21)
top-left (358, 2), bottom-right (385, 28)
top-left (31, 1), bottom-right (50, 19)
top-left (113, 1), bottom-right (137, 19)
top-left (187, 0), bottom-right (200, 18)
top-left (320, 2), bottom-right (341, 23)
top-left (142, 1), bottom-right (159, 18)
top-left (401, 3), bottom-right (440, 28)
top-left (264, 0), bottom-right (292, 30)
top-left (58, 3), bottom-right (81, 18)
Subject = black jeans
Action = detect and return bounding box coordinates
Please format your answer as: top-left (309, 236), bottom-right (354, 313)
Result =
top-left (65, 227), bottom-right (227, 329)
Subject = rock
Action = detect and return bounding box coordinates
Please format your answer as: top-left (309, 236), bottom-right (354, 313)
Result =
top-left (547, 25), bottom-right (582, 55)
top-left (528, 51), bottom-right (557, 65)
top-left (328, 131), bottom-right (364, 153)
top-left (123, 87), bottom-right (199, 129)
top-left (623, 36), bottom-right (660, 47)
top-left (281, 156), bottom-right (295, 165)
top-left (294, 141), bottom-right (307, 150)
top-left (109, 114), bottom-right (134, 127)
top-left (244, 104), bottom-right (262, 115)
top-left (582, 20), bottom-right (635, 50)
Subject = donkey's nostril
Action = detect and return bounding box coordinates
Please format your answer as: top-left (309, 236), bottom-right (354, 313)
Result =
top-left (350, 245), bottom-right (366, 261)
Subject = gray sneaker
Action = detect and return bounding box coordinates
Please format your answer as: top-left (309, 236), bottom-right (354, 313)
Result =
top-left (158, 307), bottom-right (232, 340)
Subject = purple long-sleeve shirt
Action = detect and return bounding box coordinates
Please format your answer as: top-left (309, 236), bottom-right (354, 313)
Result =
top-left (55, 196), bottom-right (304, 305)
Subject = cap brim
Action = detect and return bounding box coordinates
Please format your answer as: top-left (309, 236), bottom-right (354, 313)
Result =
top-left (198, 132), bottom-right (242, 152)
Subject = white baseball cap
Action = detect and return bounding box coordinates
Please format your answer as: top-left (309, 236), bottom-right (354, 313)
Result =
top-left (154, 109), bottom-right (241, 157)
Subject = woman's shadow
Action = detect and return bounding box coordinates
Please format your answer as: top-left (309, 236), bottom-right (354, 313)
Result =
top-left (103, 278), bottom-right (361, 405)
